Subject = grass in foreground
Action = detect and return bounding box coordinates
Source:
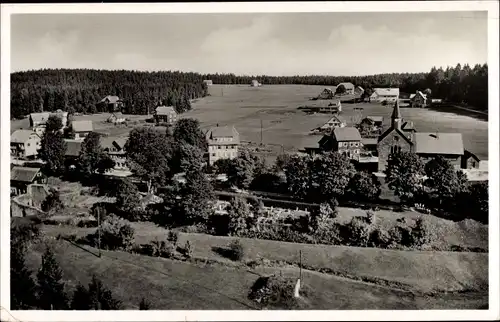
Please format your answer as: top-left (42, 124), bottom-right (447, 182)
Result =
top-left (25, 237), bottom-right (488, 310)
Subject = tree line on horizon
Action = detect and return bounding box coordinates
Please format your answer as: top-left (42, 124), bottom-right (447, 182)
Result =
top-left (10, 63), bottom-right (488, 119)
top-left (10, 69), bottom-right (208, 119)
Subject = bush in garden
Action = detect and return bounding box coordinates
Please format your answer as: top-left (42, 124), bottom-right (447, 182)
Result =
top-left (248, 275), bottom-right (309, 309)
top-left (388, 225), bottom-right (413, 248)
top-left (228, 239), bottom-right (245, 261)
top-left (167, 231), bottom-right (179, 246)
top-left (150, 238), bottom-right (176, 258)
top-left (89, 215), bottom-right (135, 251)
top-left (410, 217), bottom-right (437, 248)
top-left (345, 217), bottom-right (372, 247)
top-left (183, 241), bottom-right (193, 258)
top-left (368, 229), bottom-right (391, 248)
top-left (366, 211), bottom-right (376, 225)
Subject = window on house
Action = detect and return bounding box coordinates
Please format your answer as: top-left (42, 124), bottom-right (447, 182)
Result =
top-left (212, 153), bottom-right (216, 157)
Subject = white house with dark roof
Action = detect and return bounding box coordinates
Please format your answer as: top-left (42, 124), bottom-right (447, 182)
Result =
top-left (71, 120), bottom-right (93, 140)
top-left (100, 137), bottom-right (129, 171)
top-left (11, 130), bottom-right (41, 159)
top-left (319, 127), bottom-right (362, 160)
top-left (154, 106), bottom-right (177, 125)
top-left (98, 95), bottom-right (124, 112)
top-left (370, 88), bottom-right (400, 103)
top-left (205, 125), bottom-right (240, 166)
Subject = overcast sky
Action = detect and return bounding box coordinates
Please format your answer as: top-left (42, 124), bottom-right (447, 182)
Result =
top-left (11, 12), bottom-right (487, 76)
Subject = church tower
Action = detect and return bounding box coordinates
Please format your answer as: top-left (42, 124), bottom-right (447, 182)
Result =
top-left (391, 99), bottom-right (402, 130)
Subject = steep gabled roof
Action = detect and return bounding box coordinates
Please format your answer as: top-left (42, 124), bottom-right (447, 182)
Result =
top-left (72, 120), bottom-right (93, 132)
top-left (206, 126), bottom-right (240, 145)
top-left (30, 112), bottom-right (51, 125)
top-left (155, 106), bottom-right (176, 115)
top-left (414, 132), bottom-right (464, 155)
top-left (100, 95), bottom-right (121, 104)
top-left (377, 127), bottom-right (414, 145)
top-left (11, 130), bottom-right (37, 143)
top-left (11, 166), bottom-right (41, 183)
top-left (333, 127), bottom-right (361, 141)
top-left (64, 139), bottom-right (83, 157)
top-left (372, 88), bottom-right (400, 97)
top-left (337, 82), bottom-right (355, 90)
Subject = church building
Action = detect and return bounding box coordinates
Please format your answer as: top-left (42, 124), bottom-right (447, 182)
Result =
top-left (376, 101), bottom-right (465, 172)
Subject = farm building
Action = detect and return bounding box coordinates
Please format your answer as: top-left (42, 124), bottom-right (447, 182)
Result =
top-left (377, 100), bottom-right (465, 172)
top-left (361, 138), bottom-right (378, 154)
top-left (70, 120), bottom-right (93, 140)
top-left (354, 86), bottom-right (365, 96)
top-left (409, 91), bottom-right (428, 108)
top-left (29, 110), bottom-right (69, 136)
top-left (251, 80), bottom-right (262, 87)
top-left (461, 150), bottom-right (481, 169)
top-left (313, 115), bottom-right (346, 133)
top-left (206, 125), bottom-right (240, 166)
top-left (305, 100), bottom-right (342, 114)
top-left (319, 127), bottom-right (362, 160)
top-left (431, 98), bottom-right (443, 105)
top-left (336, 82), bottom-right (355, 95)
top-left (203, 80), bottom-right (213, 86)
top-left (154, 106), bottom-right (177, 125)
top-left (98, 95), bottom-right (124, 112)
top-left (107, 112), bottom-right (126, 124)
top-left (366, 116), bottom-right (384, 127)
top-left (317, 87), bottom-right (336, 99)
top-left (10, 166), bottom-right (46, 196)
top-left (11, 130), bottom-right (41, 160)
top-left (369, 88), bottom-right (400, 103)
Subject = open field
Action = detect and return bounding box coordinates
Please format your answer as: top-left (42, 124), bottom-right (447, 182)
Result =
top-left (10, 85), bottom-right (488, 161)
top-left (184, 85), bottom-right (488, 160)
top-left (42, 209), bottom-right (488, 295)
top-left (26, 234), bottom-right (487, 309)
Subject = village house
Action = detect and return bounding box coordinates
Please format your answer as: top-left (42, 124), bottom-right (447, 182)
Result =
top-left (354, 86), bottom-right (365, 96)
top-left (98, 95), bottom-right (124, 112)
top-left (313, 115), bottom-right (346, 134)
top-left (29, 111), bottom-right (69, 136)
top-left (337, 82), bottom-right (355, 95)
top-left (203, 80), bottom-right (213, 86)
top-left (63, 139), bottom-right (82, 171)
top-left (206, 125), bottom-right (240, 166)
top-left (369, 88), bottom-right (400, 103)
top-left (11, 166), bottom-right (46, 196)
top-left (317, 87), bottom-right (336, 99)
top-left (71, 120), bottom-right (93, 140)
top-left (154, 106), bottom-right (177, 125)
top-left (377, 101), bottom-right (464, 172)
top-left (361, 138), bottom-right (378, 155)
top-left (101, 137), bottom-right (129, 171)
top-left (409, 91), bottom-right (428, 108)
top-left (319, 127), bottom-right (362, 160)
top-left (11, 130), bottom-right (41, 160)
top-left (107, 112), bottom-right (126, 124)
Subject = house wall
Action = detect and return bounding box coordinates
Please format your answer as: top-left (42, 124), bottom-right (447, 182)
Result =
top-left (208, 144), bottom-right (239, 165)
top-left (377, 131), bottom-right (413, 172)
top-left (462, 155), bottom-right (480, 169)
top-left (412, 95), bottom-right (427, 108)
top-left (74, 131), bottom-right (90, 140)
top-left (155, 113), bottom-right (177, 125)
top-left (11, 135), bottom-right (41, 159)
top-left (336, 140), bottom-right (361, 160)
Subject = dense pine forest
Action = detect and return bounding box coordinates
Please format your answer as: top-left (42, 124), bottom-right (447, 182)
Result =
top-left (10, 69), bottom-right (208, 119)
top-left (10, 63), bottom-right (488, 119)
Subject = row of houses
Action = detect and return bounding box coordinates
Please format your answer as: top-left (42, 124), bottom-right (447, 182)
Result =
top-left (301, 100), bottom-right (487, 178)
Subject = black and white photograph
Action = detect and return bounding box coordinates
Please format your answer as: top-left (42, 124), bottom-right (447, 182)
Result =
top-left (1, 2), bottom-right (498, 321)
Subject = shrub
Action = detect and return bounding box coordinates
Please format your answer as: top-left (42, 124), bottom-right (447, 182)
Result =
top-left (150, 238), bottom-right (176, 258)
top-left (388, 225), bottom-right (413, 248)
top-left (41, 189), bottom-right (64, 213)
top-left (368, 229), bottom-right (391, 248)
top-left (345, 217), bottom-right (372, 247)
top-left (167, 231), bottom-right (179, 246)
top-left (366, 211), bottom-right (376, 225)
top-left (182, 241), bottom-right (193, 258)
top-left (248, 275), bottom-right (308, 309)
top-left (89, 215), bottom-right (135, 251)
top-left (410, 217), bottom-right (437, 248)
top-left (228, 239), bottom-right (245, 261)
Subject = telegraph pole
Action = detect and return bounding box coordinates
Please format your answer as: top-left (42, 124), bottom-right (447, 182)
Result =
top-left (97, 207), bottom-right (101, 258)
top-left (260, 119), bottom-right (263, 146)
top-left (299, 250), bottom-right (302, 281)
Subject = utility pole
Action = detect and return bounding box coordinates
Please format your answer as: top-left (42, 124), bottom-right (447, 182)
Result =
top-left (299, 250), bottom-right (302, 281)
top-left (97, 207), bottom-right (101, 258)
top-left (260, 119), bottom-right (263, 146)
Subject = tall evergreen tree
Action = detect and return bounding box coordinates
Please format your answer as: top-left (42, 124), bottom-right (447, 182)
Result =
top-left (37, 246), bottom-right (69, 310)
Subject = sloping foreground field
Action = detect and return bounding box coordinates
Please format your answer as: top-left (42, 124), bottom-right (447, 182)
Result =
top-left (43, 223), bottom-right (488, 295)
top-left (25, 236), bottom-right (488, 310)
